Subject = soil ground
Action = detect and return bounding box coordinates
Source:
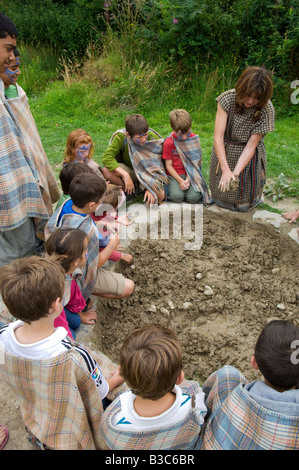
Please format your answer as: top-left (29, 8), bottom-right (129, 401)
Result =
top-left (1, 201), bottom-right (298, 450)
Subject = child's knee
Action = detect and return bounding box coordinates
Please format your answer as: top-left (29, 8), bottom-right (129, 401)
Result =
top-left (185, 192), bottom-right (201, 204)
top-left (120, 279), bottom-right (135, 298)
top-left (169, 192), bottom-right (185, 203)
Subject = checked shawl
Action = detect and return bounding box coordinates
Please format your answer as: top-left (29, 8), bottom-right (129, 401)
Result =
top-left (0, 81), bottom-right (49, 235)
top-left (100, 380), bottom-right (204, 450)
top-left (0, 342), bottom-right (126, 450)
top-left (172, 134), bottom-right (212, 206)
top-left (7, 84), bottom-right (60, 224)
top-left (45, 202), bottom-right (99, 300)
top-left (197, 366), bottom-right (299, 450)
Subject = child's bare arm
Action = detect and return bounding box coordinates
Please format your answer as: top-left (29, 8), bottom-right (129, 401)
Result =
top-left (97, 234), bottom-right (120, 267)
top-left (106, 367), bottom-right (125, 392)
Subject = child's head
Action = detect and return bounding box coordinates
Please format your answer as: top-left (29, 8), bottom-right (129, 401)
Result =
top-left (45, 228), bottom-right (89, 274)
top-left (169, 109), bottom-right (192, 138)
top-left (64, 129), bottom-right (94, 164)
top-left (0, 256), bottom-right (65, 324)
top-left (125, 114), bottom-right (149, 145)
top-left (102, 184), bottom-right (124, 210)
top-left (119, 324), bottom-right (183, 400)
top-left (0, 47), bottom-right (20, 87)
top-left (59, 161), bottom-right (94, 195)
top-left (252, 320), bottom-right (299, 390)
top-left (69, 172), bottom-right (106, 210)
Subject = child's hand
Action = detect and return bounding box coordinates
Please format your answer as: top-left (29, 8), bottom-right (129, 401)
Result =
top-left (107, 366), bottom-right (125, 391)
top-left (144, 189), bottom-right (156, 206)
top-left (179, 178), bottom-right (188, 191)
top-left (78, 308), bottom-right (98, 325)
top-left (123, 173), bottom-right (135, 194)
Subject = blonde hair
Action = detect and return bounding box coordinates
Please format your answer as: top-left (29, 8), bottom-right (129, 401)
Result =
top-left (64, 128), bottom-right (95, 163)
top-left (169, 109), bottom-right (192, 133)
top-left (235, 67), bottom-right (273, 121)
top-left (120, 324), bottom-right (183, 400)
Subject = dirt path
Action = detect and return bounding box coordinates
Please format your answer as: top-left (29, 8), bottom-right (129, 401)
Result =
top-left (1, 202), bottom-right (298, 450)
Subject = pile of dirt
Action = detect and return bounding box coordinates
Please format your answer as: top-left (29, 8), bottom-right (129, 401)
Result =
top-left (91, 209), bottom-right (299, 383)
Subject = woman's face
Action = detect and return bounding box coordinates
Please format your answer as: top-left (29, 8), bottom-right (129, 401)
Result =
top-left (242, 95), bottom-right (259, 108)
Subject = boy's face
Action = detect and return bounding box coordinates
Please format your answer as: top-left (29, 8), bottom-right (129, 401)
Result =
top-left (0, 56), bottom-right (20, 87)
top-left (175, 129), bottom-right (192, 141)
top-left (0, 35), bottom-right (17, 73)
top-left (131, 131), bottom-right (148, 146)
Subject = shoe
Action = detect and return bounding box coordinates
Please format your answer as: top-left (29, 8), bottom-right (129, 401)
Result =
top-left (0, 426), bottom-right (9, 450)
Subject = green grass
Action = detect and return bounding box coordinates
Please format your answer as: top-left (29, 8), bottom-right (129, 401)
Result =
top-left (28, 78), bottom-right (299, 201)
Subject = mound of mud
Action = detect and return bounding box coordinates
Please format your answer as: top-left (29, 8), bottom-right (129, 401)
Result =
top-left (91, 209), bottom-right (299, 383)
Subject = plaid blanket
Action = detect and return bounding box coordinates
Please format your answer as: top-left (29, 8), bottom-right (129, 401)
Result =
top-left (0, 341), bottom-right (126, 450)
top-left (8, 84), bottom-right (60, 217)
top-left (0, 82), bottom-right (53, 236)
top-left (45, 202), bottom-right (99, 300)
top-left (128, 137), bottom-right (169, 203)
top-left (197, 366), bottom-right (299, 450)
top-left (172, 134), bottom-right (212, 206)
top-left (100, 380), bottom-right (204, 450)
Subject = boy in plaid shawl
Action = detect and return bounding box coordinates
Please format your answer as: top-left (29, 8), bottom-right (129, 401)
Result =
top-left (162, 109), bottom-right (211, 206)
top-left (198, 320), bottom-right (299, 450)
top-left (45, 172), bottom-right (134, 302)
top-left (100, 324), bottom-right (207, 450)
top-left (101, 114), bottom-right (167, 205)
top-left (0, 256), bottom-right (126, 449)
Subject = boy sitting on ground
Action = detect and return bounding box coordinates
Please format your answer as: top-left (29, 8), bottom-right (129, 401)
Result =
top-left (0, 256), bottom-right (124, 450)
top-left (101, 114), bottom-right (167, 205)
top-left (198, 320), bottom-right (299, 450)
top-left (162, 109), bottom-right (211, 205)
top-left (100, 324), bottom-right (207, 450)
top-left (45, 172), bottom-right (134, 302)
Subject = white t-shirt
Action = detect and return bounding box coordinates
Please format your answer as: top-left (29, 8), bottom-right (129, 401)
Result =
top-left (0, 320), bottom-right (109, 399)
top-left (112, 384), bottom-right (207, 431)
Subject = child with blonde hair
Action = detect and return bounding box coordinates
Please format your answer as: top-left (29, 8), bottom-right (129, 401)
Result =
top-left (64, 129), bottom-right (104, 180)
top-left (162, 109), bottom-right (210, 205)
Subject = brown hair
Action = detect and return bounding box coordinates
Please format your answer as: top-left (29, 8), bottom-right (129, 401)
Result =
top-left (255, 320), bottom-right (299, 390)
top-left (235, 66), bottom-right (273, 121)
top-left (169, 109), bottom-right (192, 133)
top-left (119, 324), bottom-right (183, 400)
top-left (45, 228), bottom-right (88, 273)
top-left (64, 129), bottom-right (94, 164)
top-left (0, 256), bottom-right (65, 324)
top-left (69, 172), bottom-right (106, 208)
top-left (59, 162), bottom-right (94, 195)
top-left (125, 114), bottom-right (149, 137)
top-left (102, 184), bottom-right (123, 208)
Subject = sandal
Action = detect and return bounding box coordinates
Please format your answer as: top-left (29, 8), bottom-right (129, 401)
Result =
top-left (0, 426), bottom-right (9, 450)
top-left (83, 298), bottom-right (94, 312)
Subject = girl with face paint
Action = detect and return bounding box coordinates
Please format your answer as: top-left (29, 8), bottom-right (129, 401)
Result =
top-left (63, 128), bottom-right (106, 181)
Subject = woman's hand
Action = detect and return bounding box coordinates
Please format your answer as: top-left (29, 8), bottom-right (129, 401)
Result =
top-left (218, 169), bottom-right (236, 192)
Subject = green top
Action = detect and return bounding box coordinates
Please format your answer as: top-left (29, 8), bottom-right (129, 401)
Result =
top-left (5, 84), bottom-right (18, 99)
top-left (101, 130), bottom-right (160, 172)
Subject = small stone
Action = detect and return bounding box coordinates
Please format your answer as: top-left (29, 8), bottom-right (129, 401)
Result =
top-left (167, 300), bottom-right (175, 309)
top-left (183, 302), bottom-right (193, 309)
top-left (147, 304), bottom-right (157, 313)
top-left (130, 264), bottom-right (135, 270)
top-left (276, 303), bottom-right (286, 310)
top-left (272, 268), bottom-right (280, 274)
top-left (160, 307), bottom-right (169, 315)
top-left (196, 272), bottom-right (202, 279)
top-left (204, 285), bottom-right (214, 296)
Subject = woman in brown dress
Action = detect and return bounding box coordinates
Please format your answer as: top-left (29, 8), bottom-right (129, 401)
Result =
top-left (209, 67), bottom-right (275, 211)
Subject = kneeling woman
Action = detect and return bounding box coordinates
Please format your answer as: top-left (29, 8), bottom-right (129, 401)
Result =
top-left (209, 66), bottom-right (275, 211)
